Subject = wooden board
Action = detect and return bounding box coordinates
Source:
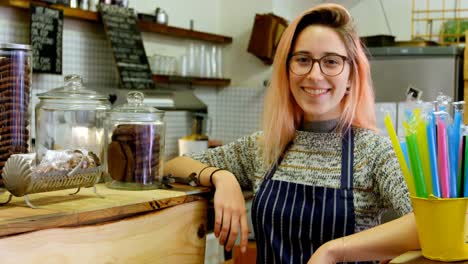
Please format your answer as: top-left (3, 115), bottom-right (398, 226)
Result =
top-left (0, 0), bottom-right (100, 21)
top-left (464, 31), bottom-right (468, 81)
top-left (0, 183), bottom-right (210, 237)
top-left (138, 20), bottom-right (233, 44)
top-left (152, 74), bottom-right (231, 87)
top-left (0, 200), bottom-right (208, 264)
top-left (464, 80), bottom-right (468, 123)
top-left (390, 251), bottom-right (468, 263)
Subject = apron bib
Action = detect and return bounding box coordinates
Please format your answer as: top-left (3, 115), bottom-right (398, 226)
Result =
top-left (252, 129), bottom-right (373, 263)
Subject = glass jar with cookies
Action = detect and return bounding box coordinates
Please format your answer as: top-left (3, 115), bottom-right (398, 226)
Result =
top-left (0, 43), bottom-right (32, 187)
top-left (106, 91), bottom-right (165, 190)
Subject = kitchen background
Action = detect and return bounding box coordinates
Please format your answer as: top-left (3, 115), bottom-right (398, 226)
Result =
top-left (0, 0), bottom-right (467, 158)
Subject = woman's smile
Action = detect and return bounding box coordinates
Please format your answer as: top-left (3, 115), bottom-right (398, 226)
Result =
top-left (301, 86), bottom-right (331, 97)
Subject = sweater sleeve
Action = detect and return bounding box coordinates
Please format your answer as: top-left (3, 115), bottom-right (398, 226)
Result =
top-left (188, 132), bottom-right (263, 190)
top-left (372, 136), bottom-right (413, 217)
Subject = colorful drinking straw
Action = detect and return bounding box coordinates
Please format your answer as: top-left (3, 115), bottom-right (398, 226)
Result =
top-left (384, 114), bottom-right (415, 196)
top-left (414, 109), bottom-right (433, 195)
top-left (435, 112), bottom-right (451, 198)
top-left (447, 124), bottom-right (458, 198)
top-left (400, 141), bottom-right (410, 171)
top-left (452, 102), bottom-right (465, 197)
top-left (465, 133), bottom-right (468, 197)
top-left (426, 114), bottom-right (441, 197)
top-left (403, 120), bottom-right (428, 198)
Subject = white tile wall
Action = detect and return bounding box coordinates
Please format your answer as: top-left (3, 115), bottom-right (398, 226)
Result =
top-left (202, 85), bottom-right (265, 143)
top-left (0, 8), bottom-right (266, 160)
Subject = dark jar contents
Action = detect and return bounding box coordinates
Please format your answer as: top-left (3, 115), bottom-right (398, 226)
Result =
top-left (0, 43), bottom-right (32, 187)
top-left (105, 91), bottom-right (165, 190)
top-left (107, 124), bottom-right (161, 186)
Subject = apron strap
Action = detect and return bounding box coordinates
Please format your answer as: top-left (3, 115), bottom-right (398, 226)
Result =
top-left (341, 128), bottom-right (354, 190)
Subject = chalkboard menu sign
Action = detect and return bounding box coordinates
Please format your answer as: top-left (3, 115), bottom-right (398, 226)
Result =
top-left (100, 5), bottom-right (154, 89)
top-left (30, 5), bottom-right (63, 74)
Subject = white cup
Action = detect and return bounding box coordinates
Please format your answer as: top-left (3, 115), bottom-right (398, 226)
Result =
top-left (178, 139), bottom-right (208, 156)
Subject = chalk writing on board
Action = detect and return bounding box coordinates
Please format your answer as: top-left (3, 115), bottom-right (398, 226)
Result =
top-left (100, 4), bottom-right (154, 89)
top-left (30, 5), bottom-right (63, 74)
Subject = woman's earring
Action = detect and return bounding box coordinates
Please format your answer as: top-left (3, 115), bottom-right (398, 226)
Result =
top-left (345, 86), bottom-right (350, 94)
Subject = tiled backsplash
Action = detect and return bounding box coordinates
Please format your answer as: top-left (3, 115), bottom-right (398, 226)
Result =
top-left (0, 7), bottom-right (265, 159)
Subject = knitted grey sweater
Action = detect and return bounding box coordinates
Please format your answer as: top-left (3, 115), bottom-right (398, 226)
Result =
top-left (190, 127), bottom-right (412, 232)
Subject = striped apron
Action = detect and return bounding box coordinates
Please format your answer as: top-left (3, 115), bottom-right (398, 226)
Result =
top-left (252, 129), bottom-right (373, 263)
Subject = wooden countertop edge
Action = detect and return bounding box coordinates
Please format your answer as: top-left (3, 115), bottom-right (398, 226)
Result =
top-left (0, 184), bottom-right (211, 238)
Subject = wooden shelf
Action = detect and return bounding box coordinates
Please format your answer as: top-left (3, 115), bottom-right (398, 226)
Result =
top-left (0, 1), bottom-right (233, 44)
top-left (0, 0), bottom-right (99, 21)
top-left (138, 20), bottom-right (233, 44)
top-left (1, 0), bottom-right (233, 87)
top-left (152, 74), bottom-right (231, 87)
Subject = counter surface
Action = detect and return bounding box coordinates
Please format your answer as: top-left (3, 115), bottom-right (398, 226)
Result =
top-left (390, 251), bottom-right (468, 263)
top-left (0, 183), bottom-right (210, 238)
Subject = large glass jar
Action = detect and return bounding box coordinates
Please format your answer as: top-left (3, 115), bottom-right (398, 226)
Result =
top-left (106, 91), bottom-right (165, 190)
top-left (35, 74), bottom-right (111, 167)
top-left (0, 43), bottom-right (32, 187)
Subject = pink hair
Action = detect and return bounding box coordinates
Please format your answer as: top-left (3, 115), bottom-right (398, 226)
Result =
top-left (262, 3), bottom-right (377, 167)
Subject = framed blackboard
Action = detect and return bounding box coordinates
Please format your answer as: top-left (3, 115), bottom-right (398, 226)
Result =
top-left (30, 5), bottom-right (63, 74)
top-left (100, 5), bottom-right (154, 89)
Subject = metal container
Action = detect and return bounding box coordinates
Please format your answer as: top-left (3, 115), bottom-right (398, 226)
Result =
top-left (0, 43), bottom-right (32, 187)
top-left (35, 74), bottom-right (111, 167)
top-left (1, 152), bottom-right (104, 208)
top-left (155, 8), bottom-right (168, 25)
top-left (106, 91), bottom-right (165, 190)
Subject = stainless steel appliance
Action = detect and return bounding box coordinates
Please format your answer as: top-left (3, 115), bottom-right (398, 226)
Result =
top-left (368, 46), bottom-right (464, 102)
top-left (112, 87), bottom-right (207, 113)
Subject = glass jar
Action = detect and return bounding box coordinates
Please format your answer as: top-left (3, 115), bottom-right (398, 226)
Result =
top-left (0, 43), bottom-right (32, 186)
top-left (35, 74), bottom-right (111, 167)
top-left (106, 91), bottom-right (165, 190)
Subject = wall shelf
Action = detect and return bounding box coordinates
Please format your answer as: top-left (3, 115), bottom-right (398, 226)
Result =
top-left (0, 0), bottom-right (234, 44)
top-left (152, 74), bottom-right (231, 87)
top-left (0, 0), bottom-right (233, 87)
top-left (0, 0), bottom-right (99, 21)
top-left (137, 20), bottom-right (232, 44)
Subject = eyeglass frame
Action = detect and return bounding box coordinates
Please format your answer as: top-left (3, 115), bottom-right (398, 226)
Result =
top-left (287, 52), bottom-right (351, 77)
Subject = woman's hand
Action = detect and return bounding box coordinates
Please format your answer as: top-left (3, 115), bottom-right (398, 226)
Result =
top-left (212, 170), bottom-right (249, 253)
top-left (308, 239), bottom-right (341, 264)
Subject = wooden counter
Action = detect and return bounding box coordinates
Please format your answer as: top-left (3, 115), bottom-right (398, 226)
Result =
top-left (0, 183), bottom-right (211, 263)
top-left (390, 251), bottom-right (468, 264)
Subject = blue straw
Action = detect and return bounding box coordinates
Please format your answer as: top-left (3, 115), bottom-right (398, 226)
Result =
top-left (426, 119), bottom-right (441, 197)
top-left (449, 111), bottom-right (461, 197)
top-left (464, 135), bottom-right (468, 197)
top-left (400, 141), bottom-right (411, 170)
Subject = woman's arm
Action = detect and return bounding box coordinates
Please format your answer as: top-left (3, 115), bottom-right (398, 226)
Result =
top-left (309, 213), bottom-right (420, 263)
top-left (164, 156), bottom-right (218, 186)
top-left (164, 156), bottom-right (249, 253)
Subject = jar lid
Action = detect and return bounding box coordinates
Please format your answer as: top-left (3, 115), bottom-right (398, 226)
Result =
top-left (37, 74), bottom-right (108, 100)
top-left (0, 43), bottom-right (31, 50)
top-left (109, 91), bottom-right (164, 122)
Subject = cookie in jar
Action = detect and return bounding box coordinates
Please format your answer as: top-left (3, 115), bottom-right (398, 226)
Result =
top-left (106, 91), bottom-right (165, 190)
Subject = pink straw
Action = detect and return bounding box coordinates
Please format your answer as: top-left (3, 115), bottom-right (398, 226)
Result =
top-left (437, 119), bottom-right (450, 198)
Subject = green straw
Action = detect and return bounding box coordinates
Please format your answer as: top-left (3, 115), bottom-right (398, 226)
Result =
top-left (406, 132), bottom-right (428, 198)
top-left (414, 110), bottom-right (433, 195)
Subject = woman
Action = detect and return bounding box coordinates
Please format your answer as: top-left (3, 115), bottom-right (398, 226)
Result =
top-left (164, 3), bottom-right (420, 263)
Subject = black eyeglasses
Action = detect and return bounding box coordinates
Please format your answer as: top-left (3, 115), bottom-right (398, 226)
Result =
top-left (288, 53), bottom-right (349, 77)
